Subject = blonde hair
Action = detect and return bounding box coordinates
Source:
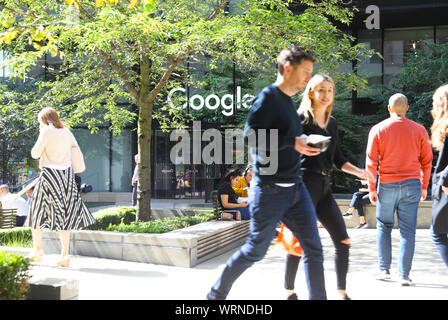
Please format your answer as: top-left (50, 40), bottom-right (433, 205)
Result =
top-left (298, 73), bottom-right (335, 128)
top-left (431, 84), bottom-right (448, 151)
top-left (38, 107), bottom-right (65, 129)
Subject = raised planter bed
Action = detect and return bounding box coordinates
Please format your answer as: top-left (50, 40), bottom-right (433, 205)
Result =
top-left (40, 220), bottom-right (250, 268)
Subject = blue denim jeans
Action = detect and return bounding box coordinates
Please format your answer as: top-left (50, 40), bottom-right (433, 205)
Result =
top-left (376, 179), bottom-right (421, 277)
top-left (207, 182), bottom-right (327, 300)
top-left (430, 225), bottom-right (448, 268)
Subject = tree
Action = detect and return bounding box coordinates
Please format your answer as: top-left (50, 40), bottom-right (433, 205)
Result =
top-left (0, 0), bottom-right (376, 220)
top-left (370, 41), bottom-right (448, 132)
top-left (0, 79), bottom-right (37, 184)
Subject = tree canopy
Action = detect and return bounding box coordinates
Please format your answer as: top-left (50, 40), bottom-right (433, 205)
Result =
top-left (0, 0), bottom-right (377, 220)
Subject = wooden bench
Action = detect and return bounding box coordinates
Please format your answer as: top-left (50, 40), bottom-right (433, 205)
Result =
top-left (0, 208), bottom-right (17, 229)
top-left (210, 190), bottom-right (240, 220)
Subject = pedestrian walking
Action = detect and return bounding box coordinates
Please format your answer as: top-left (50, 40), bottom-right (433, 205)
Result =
top-left (206, 47), bottom-right (327, 300)
top-left (366, 93), bottom-right (433, 285)
top-left (430, 84), bottom-right (448, 268)
top-left (283, 73), bottom-right (372, 300)
top-left (25, 107), bottom-right (95, 267)
top-left (132, 154), bottom-right (139, 206)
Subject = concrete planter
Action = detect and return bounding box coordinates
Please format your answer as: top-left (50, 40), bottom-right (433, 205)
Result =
top-left (41, 220), bottom-right (250, 268)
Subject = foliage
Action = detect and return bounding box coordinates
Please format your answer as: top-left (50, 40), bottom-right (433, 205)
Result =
top-left (105, 211), bottom-right (215, 233)
top-left (85, 206), bottom-right (136, 230)
top-left (0, 227), bottom-right (33, 248)
top-left (0, 79), bottom-right (38, 183)
top-left (369, 41), bottom-right (448, 132)
top-left (0, 0), bottom-right (378, 220)
top-left (0, 251), bottom-right (31, 300)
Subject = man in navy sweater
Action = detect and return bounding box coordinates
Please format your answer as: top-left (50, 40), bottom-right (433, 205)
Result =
top-left (206, 47), bottom-right (327, 300)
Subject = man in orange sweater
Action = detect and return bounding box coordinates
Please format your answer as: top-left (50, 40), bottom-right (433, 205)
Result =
top-left (366, 93), bottom-right (433, 286)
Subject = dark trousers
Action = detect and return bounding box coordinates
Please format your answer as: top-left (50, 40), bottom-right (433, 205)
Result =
top-left (349, 191), bottom-right (370, 217)
top-left (16, 216), bottom-right (27, 227)
top-left (431, 225), bottom-right (448, 268)
top-left (132, 181), bottom-right (138, 206)
top-left (285, 173), bottom-right (350, 291)
top-left (207, 182), bottom-right (327, 300)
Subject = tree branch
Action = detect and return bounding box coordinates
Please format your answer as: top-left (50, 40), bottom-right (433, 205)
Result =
top-left (0, 4), bottom-right (37, 18)
top-left (96, 47), bottom-right (139, 100)
top-left (144, 53), bottom-right (185, 104)
top-left (205, 0), bottom-right (230, 21)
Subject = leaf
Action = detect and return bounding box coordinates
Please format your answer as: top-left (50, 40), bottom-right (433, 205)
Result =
top-left (32, 42), bottom-right (41, 50)
top-left (65, 0), bottom-right (75, 6)
top-left (96, 0), bottom-right (103, 6)
top-left (3, 17), bottom-right (16, 29)
top-left (128, 0), bottom-right (138, 9)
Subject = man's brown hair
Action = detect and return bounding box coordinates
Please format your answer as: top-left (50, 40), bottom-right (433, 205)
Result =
top-left (277, 47), bottom-right (316, 75)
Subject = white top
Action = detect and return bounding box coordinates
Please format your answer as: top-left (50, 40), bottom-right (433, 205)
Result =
top-left (0, 192), bottom-right (29, 216)
top-left (31, 124), bottom-right (79, 169)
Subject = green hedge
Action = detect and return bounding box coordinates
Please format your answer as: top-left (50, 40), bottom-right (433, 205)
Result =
top-left (85, 206), bottom-right (136, 231)
top-left (0, 228), bottom-right (33, 248)
top-left (0, 251), bottom-right (31, 300)
top-left (0, 207), bottom-right (215, 247)
top-left (106, 212), bottom-right (215, 233)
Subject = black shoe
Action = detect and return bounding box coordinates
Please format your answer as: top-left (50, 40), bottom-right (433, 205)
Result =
top-left (355, 222), bottom-right (368, 229)
top-left (342, 212), bottom-right (353, 219)
top-left (342, 294), bottom-right (351, 300)
top-left (287, 293), bottom-right (298, 300)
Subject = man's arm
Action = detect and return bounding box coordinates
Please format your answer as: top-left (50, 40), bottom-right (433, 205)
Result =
top-left (365, 128), bottom-right (379, 205)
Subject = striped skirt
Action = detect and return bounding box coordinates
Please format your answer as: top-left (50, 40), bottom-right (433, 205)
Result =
top-left (25, 167), bottom-right (95, 231)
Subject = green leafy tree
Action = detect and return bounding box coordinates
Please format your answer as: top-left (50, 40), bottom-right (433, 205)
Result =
top-left (370, 40), bottom-right (448, 132)
top-left (0, 0), bottom-right (376, 220)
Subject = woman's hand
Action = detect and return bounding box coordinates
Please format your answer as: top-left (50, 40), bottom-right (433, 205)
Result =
top-left (443, 186), bottom-right (448, 195)
top-left (239, 202), bottom-right (248, 207)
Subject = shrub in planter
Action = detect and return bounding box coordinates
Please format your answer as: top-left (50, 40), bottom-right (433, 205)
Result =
top-left (86, 206), bottom-right (136, 231)
top-left (0, 228), bottom-right (33, 248)
top-left (106, 212), bottom-right (215, 233)
top-left (0, 251), bottom-right (31, 300)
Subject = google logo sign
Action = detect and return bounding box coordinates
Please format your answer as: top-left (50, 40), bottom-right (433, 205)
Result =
top-left (167, 86), bottom-right (255, 116)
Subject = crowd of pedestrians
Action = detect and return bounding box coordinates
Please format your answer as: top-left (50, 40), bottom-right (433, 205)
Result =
top-left (1, 46), bottom-right (447, 300)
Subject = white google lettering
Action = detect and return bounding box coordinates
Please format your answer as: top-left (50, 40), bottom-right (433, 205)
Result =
top-left (167, 86), bottom-right (254, 116)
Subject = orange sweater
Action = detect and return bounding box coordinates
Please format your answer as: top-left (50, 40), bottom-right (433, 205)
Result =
top-left (366, 116), bottom-right (433, 192)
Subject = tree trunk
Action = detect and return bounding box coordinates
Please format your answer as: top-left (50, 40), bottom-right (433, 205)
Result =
top-left (136, 99), bottom-right (153, 221)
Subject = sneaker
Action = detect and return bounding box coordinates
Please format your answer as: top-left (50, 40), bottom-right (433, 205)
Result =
top-left (399, 275), bottom-right (413, 286)
top-left (355, 222), bottom-right (368, 229)
top-left (342, 212), bottom-right (353, 219)
top-left (375, 270), bottom-right (391, 281)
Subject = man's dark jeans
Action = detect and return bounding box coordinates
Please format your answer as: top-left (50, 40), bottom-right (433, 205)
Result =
top-left (206, 182), bottom-right (327, 300)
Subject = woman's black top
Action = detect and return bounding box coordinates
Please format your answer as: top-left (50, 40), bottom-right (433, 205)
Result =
top-left (299, 113), bottom-right (348, 175)
top-left (218, 183), bottom-right (238, 209)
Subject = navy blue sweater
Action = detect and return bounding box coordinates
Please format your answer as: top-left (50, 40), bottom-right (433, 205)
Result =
top-left (244, 84), bottom-right (303, 184)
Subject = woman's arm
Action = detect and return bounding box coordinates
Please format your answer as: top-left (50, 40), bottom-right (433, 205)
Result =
top-left (220, 194), bottom-right (247, 209)
top-left (341, 161), bottom-right (374, 182)
top-left (31, 127), bottom-right (49, 159)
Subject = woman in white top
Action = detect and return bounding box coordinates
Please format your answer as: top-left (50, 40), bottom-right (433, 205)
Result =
top-left (25, 107), bottom-right (95, 267)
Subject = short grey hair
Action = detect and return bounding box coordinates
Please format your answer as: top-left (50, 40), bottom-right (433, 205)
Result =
top-left (389, 93), bottom-right (408, 110)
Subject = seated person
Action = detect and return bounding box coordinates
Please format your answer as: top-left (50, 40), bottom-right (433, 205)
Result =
top-left (0, 184), bottom-right (29, 227)
top-left (342, 180), bottom-right (370, 229)
top-left (218, 168), bottom-right (250, 220)
top-left (233, 164), bottom-right (253, 198)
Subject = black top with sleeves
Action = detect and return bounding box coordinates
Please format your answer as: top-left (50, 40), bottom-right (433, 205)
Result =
top-left (299, 113), bottom-right (348, 175)
top-left (217, 183), bottom-right (238, 209)
top-left (432, 136), bottom-right (448, 234)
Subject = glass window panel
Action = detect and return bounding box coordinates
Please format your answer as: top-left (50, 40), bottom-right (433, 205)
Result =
top-left (72, 128), bottom-right (110, 192)
top-left (357, 29), bottom-right (382, 98)
top-left (436, 25), bottom-right (448, 44)
top-left (111, 130), bottom-right (133, 192)
top-left (383, 27), bottom-right (434, 86)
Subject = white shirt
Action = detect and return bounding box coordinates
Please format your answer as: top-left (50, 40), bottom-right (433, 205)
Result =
top-left (0, 192), bottom-right (29, 216)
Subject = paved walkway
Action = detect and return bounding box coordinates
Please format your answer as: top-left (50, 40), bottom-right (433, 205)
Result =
top-left (26, 228), bottom-right (448, 300)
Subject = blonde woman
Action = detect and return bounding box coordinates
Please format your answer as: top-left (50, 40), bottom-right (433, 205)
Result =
top-left (25, 107), bottom-right (95, 267)
top-left (283, 74), bottom-right (373, 300)
top-left (430, 84), bottom-right (448, 268)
